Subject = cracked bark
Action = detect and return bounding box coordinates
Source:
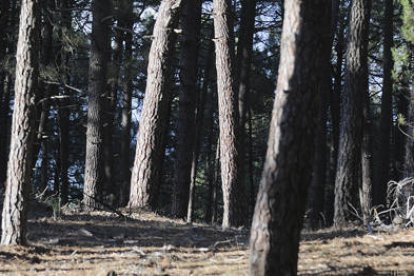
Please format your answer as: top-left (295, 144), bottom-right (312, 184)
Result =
top-left (1, 0), bottom-right (40, 245)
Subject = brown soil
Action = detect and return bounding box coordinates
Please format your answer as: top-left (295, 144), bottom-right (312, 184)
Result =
top-left (1, 211), bottom-right (414, 275)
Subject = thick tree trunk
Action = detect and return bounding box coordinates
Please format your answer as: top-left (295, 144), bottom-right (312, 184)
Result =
top-left (334, 0), bottom-right (371, 228)
top-left (83, 0), bottom-right (112, 210)
top-left (171, 0), bottom-right (202, 218)
top-left (374, 0), bottom-right (394, 206)
top-left (214, 0), bottom-right (243, 228)
top-left (128, 0), bottom-right (182, 210)
top-left (1, 0), bottom-right (39, 245)
top-left (249, 0), bottom-right (331, 274)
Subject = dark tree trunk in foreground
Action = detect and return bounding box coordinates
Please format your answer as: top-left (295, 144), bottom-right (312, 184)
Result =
top-left (1, 0), bottom-right (39, 245)
top-left (83, 0), bottom-right (112, 210)
top-left (214, 0), bottom-right (243, 228)
top-left (334, 0), bottom-right (371, 228)
top-left (171, 0), bottom-right (202, 218)
top-left (403, 50), bottom-right (414, 177)
top-left (128, 0), bottom-right (182, 210)
top-left (249, 0), bottom-right (331, 274)
top-left (374, 0), bottom-right (394, 206)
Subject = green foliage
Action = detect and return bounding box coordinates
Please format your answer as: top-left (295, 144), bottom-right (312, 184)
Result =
top-left (401, 0), bottom-right (414, 44)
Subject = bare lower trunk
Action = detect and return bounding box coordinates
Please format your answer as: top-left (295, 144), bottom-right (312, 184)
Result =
top-left (1, 0), bottom-right (40, 245)
top-left (214, 0), bottom-right (243, 228)
top-left (334, 0), bottom-right (371, 228)
top-left (83, 0), bottom-right (112, 210)
top-left (128, 0), bottom-right (182, 210)
top-left (249, 0), bottom-right (331, 273)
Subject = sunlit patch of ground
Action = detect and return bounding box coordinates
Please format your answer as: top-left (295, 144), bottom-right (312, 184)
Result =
top-left (0, 211), bottom-right (414, 275)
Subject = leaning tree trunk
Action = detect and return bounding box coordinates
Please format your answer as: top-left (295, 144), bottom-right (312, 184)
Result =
top-left (128, 0), bottom-right (182, 210)
top-left (249, 0), bottom-right (331, 274)
top-left (214, 0), bottom-right (244, 228)
top-left (83, 0), bottom-right (112, 210)
top-left (1, 0), bottom-right (39, 245)
top-left (334, 0), bottom-right (371, 228)
top-left (171, 0), bottom-right (202, 218)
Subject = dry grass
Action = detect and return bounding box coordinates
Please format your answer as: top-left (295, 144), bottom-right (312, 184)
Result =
top-left (0, 211), bottom-right (414, 275)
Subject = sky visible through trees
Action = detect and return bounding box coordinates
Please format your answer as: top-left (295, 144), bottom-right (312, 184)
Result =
top-left (0, 0), bottom-right (414, 275)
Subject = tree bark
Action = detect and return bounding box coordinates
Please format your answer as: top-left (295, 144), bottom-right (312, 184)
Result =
top-left (249, 0), bottom-right (331, 274)
top-left (334, 0), bottom-right (371, 228)
top-left (214, 0), bottom-right (243, 228)
top-left (171, 0), bottom-right (202, 219)
top-left (1, 0), bottom-right (39, 245)
top-left (83, 0), bottom-right (112, 210)
top-left (128, 0), bottom-right (182, 210)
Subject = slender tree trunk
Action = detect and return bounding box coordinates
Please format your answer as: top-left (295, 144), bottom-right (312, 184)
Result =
top-left (186, 35), bottom-right (214, 223)
top-left (235, 0), bottom-right (256, 224)
top-left (1, 0), bottom-right (40, 245)
top-left (118, 0), bottom-right (134, 207)
top-left (334, 0), bottom-right (371, 228)
top-left (83, 0), bottom-right (112, 210)
top-left (403, 50), bottom-right (414, 177)
top-left (214, 0), bottom-right (243, 228)
top-left (236, 0), bottom-right (256, 128)
top-left (249, 0), bottom-right (331, 273)
top-left (128, 0), bottom-right (182, 210)
top-left (374, 0), bottom-right (394, 206)
top-left (325, 8), bottom-right (346, 225)
top-left (171, 0), bottom-right (202, 218)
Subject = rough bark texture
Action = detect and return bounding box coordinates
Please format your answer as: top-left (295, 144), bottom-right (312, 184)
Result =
top-left (171, 0), bottom-right (202, 218)
top-left (334, 0), bottom-right (371, 228)
top-left (249, 0), bottom-right (331, 274)
top-left (1, 0), bottom-right (39, 245)
top-left (403, 50), bottom-right (414, 177)
top-left (128, 0), bottom-right (182, 210)
top-left (83, 0), bottom-right (112, 210)
top-left (214, 0), bottom-right (243, 228)
top-left (374, 0), bottom-right (394, 206)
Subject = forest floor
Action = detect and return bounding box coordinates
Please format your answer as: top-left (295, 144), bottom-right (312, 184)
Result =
top-left (1, 209), bottom-right (414, 275)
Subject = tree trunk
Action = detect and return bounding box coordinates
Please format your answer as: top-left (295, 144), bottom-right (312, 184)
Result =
top-left (128, 0), bottom-right (182, 210)
top-left (118, 0), bottom-right (135, 207)
top-left (83, 0), bottom-right (112, 210)
top-left (1, 0), bottom-right (40, 245)
top-left (325, 7), bottom-right (346, 225)
top-left (374, 0), bottom-right (394, 206)
top-left (171, 0), bottom-right (202, 219)
top-left (249, 0), bottom-right (331, 274)
top-left (186, 33), bottom-right (214, 223)
top-left (214, 0), bottom-right (243, 228)
top-left (334, 0), bottom-right (371, 228)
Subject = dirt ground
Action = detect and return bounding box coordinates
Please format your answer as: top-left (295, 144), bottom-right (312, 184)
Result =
top-left (1, 210), bottom-right (414, 275)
